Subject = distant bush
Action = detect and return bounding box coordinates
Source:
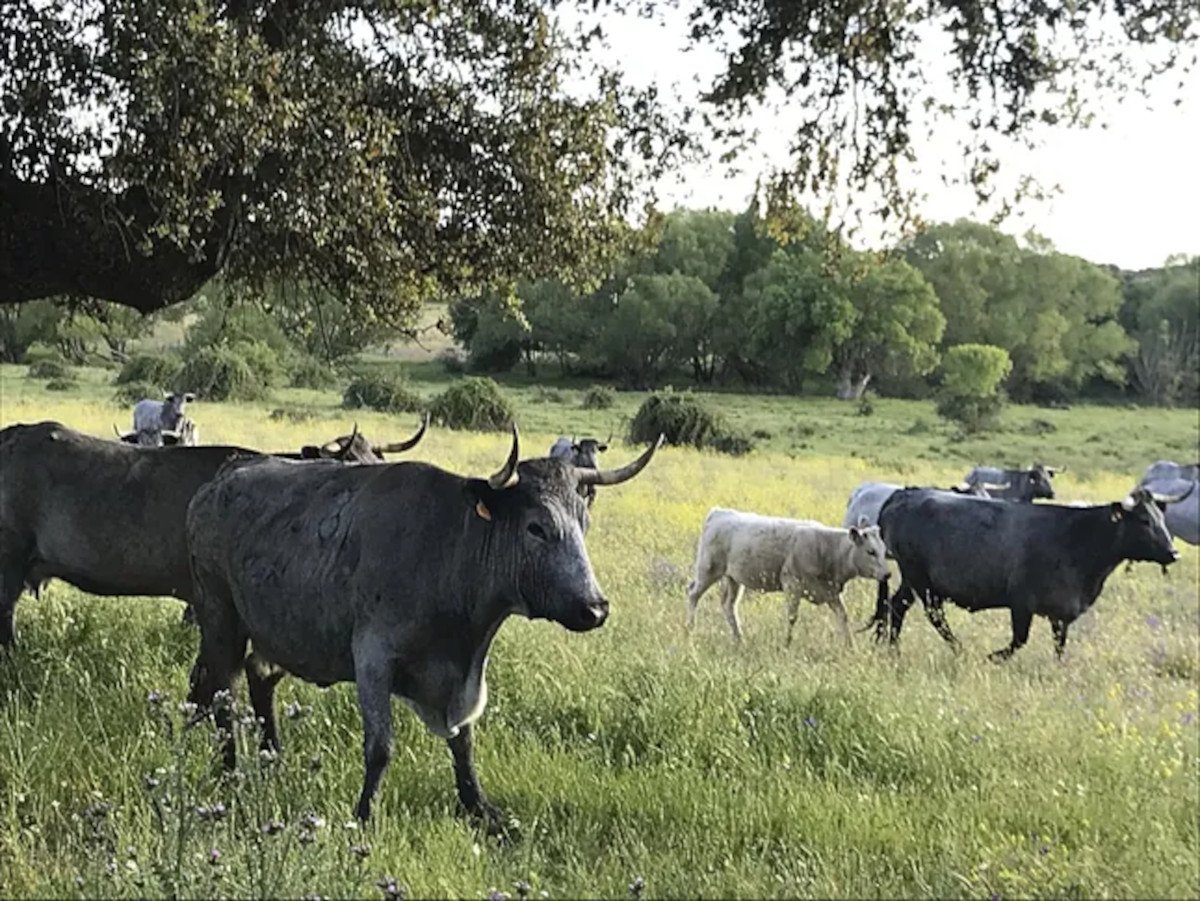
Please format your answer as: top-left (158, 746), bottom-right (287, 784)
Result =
top-left (115, 353), bottom-right (183, 389)
top-left (428, 377), bottom-right (515, 431)
top-left (342, 372), bottom-right (424, 413)
top-left (936, 393), bottom-right (1005, 434)
top-left (27, 358), bottom-right (73, 380)
top-left (45, 377), bottom-right (76, 392)
top-left (289, 356), bottom-right (339, 390)
top-left (112, 380), bottom-right (161, 406)
top-left (270, 405), bottom-right (319, 422)
top-left (936, 343), bottom-right (1012, 434)
top-left (629, 392), bottom-right (753, 455)
top-left (437, 348), bottom-right (467, 374)
top-left (581, 384), bottom-right (615, 410)
top-left (179, 341), bottom-right (280, 401)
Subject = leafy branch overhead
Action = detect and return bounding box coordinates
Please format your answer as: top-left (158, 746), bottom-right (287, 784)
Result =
top-left (1, 0), bottom-right (1196, 316)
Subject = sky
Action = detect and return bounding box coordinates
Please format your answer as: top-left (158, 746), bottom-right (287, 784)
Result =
top-left (585, 8), bottom-right (1200, 271)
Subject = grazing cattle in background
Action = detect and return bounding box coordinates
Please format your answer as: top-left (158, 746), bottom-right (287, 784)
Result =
top-left (184, 427), bottom-right (663, 826)
top-left (116, 417), bottom-right (200, 447)
top-left (963, 463), bottom-right (1058, 502)
top-left (132, 392), bottom-right (196, 446)
top-left (0, 417), bottom-right (428, 647)
top-left (686, 508), bottom-right (889, 645)
top-left (548, 435), bottom-right (610, 507)
top-left (1138, 460), bottom-right (1199, 545)
top-left (871, 486), bottom-right (1181, 661)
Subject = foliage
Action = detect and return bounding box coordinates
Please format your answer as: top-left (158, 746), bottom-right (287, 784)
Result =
top-left (450, 293), bottom-right (530, 374)
top-left (937, 343), bottom-right (1013, 433)
top-left (1120, 258), bottom-right (1200, 406)
top-left (341, 373), bottom-right (424, 414)
top-left (905, 222), bottom-right (1132, 399)
top-left (178, 342), bottom-right (279, 402)
top-left (428, 378), bottom-right (516, 432)
top-left (113, 380), bottom-right (162, 407)
top-left (44, 377), bottom-right (76, 392)
top-left (629, 392), bottom-right (752, 455)
top-left (116, 354), bottom-right (185, 390)
top-left (289, 357), bottom-right (339, 390)
top-left (26, 358), bottom-right (73, 381)
top-left (0, 301), bottom-right (63, 363)
top-left (581, 385), bottom-right (616, 410)
top-left (2, 1), bottom-right (669, 317)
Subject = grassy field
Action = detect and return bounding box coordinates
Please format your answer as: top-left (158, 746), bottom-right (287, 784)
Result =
top-left (2, 364), bottom-right (1198, 899)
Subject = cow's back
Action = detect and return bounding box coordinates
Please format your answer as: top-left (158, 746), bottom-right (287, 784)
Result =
top-left (843, 482), bottom-right (900, 528)
top-left (2, 421), bottom-right (250, 599)
top-left (697, 508), bottom-right (819, 592)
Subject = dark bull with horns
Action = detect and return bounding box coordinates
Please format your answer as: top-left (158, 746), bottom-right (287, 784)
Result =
top-left (185, 426), bottom-right (665, 828)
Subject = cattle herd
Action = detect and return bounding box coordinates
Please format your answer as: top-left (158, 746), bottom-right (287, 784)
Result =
top-left (0, 398), bottom-right (1197, 832)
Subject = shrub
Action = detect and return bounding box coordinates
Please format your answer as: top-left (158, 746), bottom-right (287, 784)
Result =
top-left (289, 356), bottom-right (339, 390)
top-left (178, 341), bottom-right (280, 401)
top-left (115, 353), bottom-right (183, 388)
top-left (45, 377), bottom-right (76, 392)
top-left (935, 393), bottom-right (1005, 434)
top-left (342, 372), bottom-right (424, 413)
top-left (428, 377), bottom-right (515, 431)
top-left (112, 380), bottom-right (161, 406)
top-left (936, 343), bottom-right (1012, 434)
top-left (437, 348), bottom-right (467, 374)
top-left (581, 384), bottom-right (615, 410)
top-left (27, 358), bottom-right (73, 380)
top-left (629, 392), bottom-right (754, 455)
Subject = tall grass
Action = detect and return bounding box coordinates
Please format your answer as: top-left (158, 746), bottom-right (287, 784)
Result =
top-left (1, 368), bottom-right (1197, 898)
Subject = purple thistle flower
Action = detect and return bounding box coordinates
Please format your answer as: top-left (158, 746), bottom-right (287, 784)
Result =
top-left (803, 716), bottom-right (818, 728)
top-left (208, 848), bottom-right (221, 866)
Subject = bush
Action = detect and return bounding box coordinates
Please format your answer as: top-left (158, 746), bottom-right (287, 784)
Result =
top-left (437, 348), bottom-right (467, 374)
top-left (115, 353), bottom-right (183, 388)
top-left (936, 344), bottom-right (1012, 434)
top-left (581, 384), bottom-right (615, 410)
top-left (27, 358), bottom-right (73, 380)
top-left (112, 380), bottom-right (161, 406)
top-left (45, 377), bottom-right (76, 392)
top-left (935, 393), bottom-right (1005, 434)
top-left (289, 356), bottom-right (339, 390)
top-left (178, 341), bottom-right (280, 401)
top-left (629, 392), bottom-right (753, 455)
top-left (342, 372), bottom-right (424, 413)
top-left (428, 377), bottom-right (515, 431)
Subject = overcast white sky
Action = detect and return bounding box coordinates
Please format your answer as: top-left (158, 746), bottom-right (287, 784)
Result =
top-left (591, 9), bottom-right (1200, 271)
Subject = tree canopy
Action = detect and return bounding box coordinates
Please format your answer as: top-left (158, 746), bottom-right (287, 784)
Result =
top-left (2, 0), bottom-right (1195, 318)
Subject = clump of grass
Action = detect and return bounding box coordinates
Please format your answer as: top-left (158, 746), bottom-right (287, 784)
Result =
top-left (28, 358), bottom-right (73, 381)
top-left (428, 377), bottom-right (515, 431)
top-left (342, 373), bottom-right (424, 414)
top-left (630, 391), bottom-right (753, 456)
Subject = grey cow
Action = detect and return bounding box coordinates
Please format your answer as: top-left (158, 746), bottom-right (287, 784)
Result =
top-left (1138, 460), bottom-right (1199, 545)
top-left (184, 427), bottom-right (663, 827)
top-left (132, 392), bottom-right (196, 446)
top-left (842, 480), bottom-right (1002, 530)
top-left (548, 435), bottom-right (610, 506)
top-left (0, 418), bottom-right (428, 647)
top-left (963, 463), bottom-right (1058, 502)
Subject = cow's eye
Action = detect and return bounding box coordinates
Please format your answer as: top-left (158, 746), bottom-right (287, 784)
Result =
top-left (527, 523), bottom-right (549, 541)
top-left (867, 549), bottom-right (877, 556)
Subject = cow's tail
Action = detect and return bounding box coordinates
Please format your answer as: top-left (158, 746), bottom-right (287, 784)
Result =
top-left (858, 575), bottom-right (891, 638)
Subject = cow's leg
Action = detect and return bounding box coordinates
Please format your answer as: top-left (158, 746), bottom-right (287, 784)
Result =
top-left (782, 579), bottom-right (804, 646)
top-left (448, 723), bottom-right (504, 833)
top-left (829, 594), bottom-right (851, 647)
top-left (861, 575), bottom-right (891, 635)
top-left (352, 656), bottom-right (393, 822)
top-left (685, 567), bottom-right (719, 629)
top-left (988, 608), bottom-right (1034, 663)
top-left (245, 655), bottom-right (285, 753)
top-left (884, 582), bottom-right (917, 644)
top-left (186, 576), bottom-right (247, 770)
top-left (0, 535), bottom-right (30, 648)
top-left (922, 594), bottom-right (961, 650)
top-left (1050, 619), bottom-right (1070, 659)
top-left (719, 577), bottom-right (745, 642)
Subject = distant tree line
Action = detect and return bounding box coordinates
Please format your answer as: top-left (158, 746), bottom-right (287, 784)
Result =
top-left (449, 209), bottom-right (1199, 407)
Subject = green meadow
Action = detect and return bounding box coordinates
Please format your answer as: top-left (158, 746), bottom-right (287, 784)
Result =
top-left (1, 364), bottom-right (1198, 899)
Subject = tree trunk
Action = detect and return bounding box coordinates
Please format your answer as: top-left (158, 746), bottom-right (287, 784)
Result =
top-left (836, 369), bottom-right (872, 400)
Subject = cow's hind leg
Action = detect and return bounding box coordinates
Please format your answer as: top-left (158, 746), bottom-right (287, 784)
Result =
top-left (245, 654), bottom-right (286, 754)
top-left (448, 722), bottom-right (504, 834)
top-left (1049, 619), bottom-right (1070, 659)
top-left (988, 608), bottom-right (1034, 663)
top-left (719, 578), bottom-right (745, 642)
top-left (882, 582), bottom-right (917, 644)
top-left (187, 579), bottom-right (248, 770)
top-left (352, 644), bottom-right (394, 822)
top-left (685, 565), bottom-right (720, 630)
top-left (0, 535), bottom-right (30, 648)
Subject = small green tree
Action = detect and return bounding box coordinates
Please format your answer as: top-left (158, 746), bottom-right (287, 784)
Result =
top-left (936, 343), bottom-right (1012, 433)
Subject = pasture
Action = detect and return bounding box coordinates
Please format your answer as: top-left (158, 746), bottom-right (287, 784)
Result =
top-left (1, 365), bottom-right (1198, 899)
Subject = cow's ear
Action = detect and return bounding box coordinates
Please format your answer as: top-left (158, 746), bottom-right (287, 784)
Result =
top-left (849, 526), bottom-right (863, 543)
top-left (299, 446), bottom-right (321, 459)
top-left (464, 478), bottom-right (502, 522)
top-left (1110, 503), bottom-right (1124, 523)
top-left (184, 393), bottom-right (196, 402)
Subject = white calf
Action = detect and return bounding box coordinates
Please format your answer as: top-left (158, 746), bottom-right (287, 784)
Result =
top-left (686, 507), bottom-right (889, 645)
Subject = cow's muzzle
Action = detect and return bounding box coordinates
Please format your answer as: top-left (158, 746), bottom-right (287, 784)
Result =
top-left (562, 597), bottom-right (609, 632)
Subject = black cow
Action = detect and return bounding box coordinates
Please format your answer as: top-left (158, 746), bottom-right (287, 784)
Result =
top-left (548, 435), bottom-right (611, 507)
top-left (185, 427), bottom-right (663, 828)
top-left (870, 486), bottom-right (1180, 661)
top-left (963, 463), bottom-right (1059, 502)
top-left (0, 417), bottom-right (427, 646)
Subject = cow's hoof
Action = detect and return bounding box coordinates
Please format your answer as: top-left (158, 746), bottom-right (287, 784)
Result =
top-left (986, 649), bottom-right (1013, 664)
top-left (467, 801), bottom-right (515, 841)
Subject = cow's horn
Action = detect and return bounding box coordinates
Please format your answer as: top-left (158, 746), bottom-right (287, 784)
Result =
top-left (488, 424), bottom-right (520, 490)
top-left (374, 412), bottom-right (429, 454)
top-left (332, 423), bottom-right (360, 461)
top-left (113, 424), bottom-right (123, 438)
top-left (1148, 483), bottom-right (1194, 505)
top-left (984, 481), bottom-right (1010, 491)
top-left (577, 434), bottom-right (664, 487)
top-left (1120, 487), bottom-right (1148, 511)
